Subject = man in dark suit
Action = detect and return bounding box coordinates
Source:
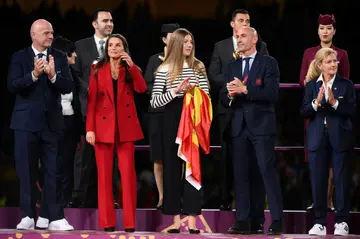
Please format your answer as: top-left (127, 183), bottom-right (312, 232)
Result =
top-left (8, 19), bottom-right (73, 231)
top-left (222, 27), bottom-right (282, 235)
top-left (70, 8), bottom-right (118, 208)
top-left (208, 8), bottom-right (268, 233)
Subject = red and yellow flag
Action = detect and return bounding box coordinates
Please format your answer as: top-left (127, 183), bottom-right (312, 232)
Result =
top-left (175, 87), bottom-right (213, 190)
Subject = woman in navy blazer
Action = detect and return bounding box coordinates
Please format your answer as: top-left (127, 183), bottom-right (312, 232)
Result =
top-left (300, 48), bottom-right (356, 236)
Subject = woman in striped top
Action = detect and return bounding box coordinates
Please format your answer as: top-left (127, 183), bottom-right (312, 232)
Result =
top-left (150, 28), bottom-right (210, 234)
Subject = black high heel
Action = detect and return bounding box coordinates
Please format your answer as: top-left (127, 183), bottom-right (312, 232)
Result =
top-left (189, 229), bottom-right (200, 234)
top-left (104, 227), bottom-right (115, 232)
top-left (167, 228), bottom-right (180, 233)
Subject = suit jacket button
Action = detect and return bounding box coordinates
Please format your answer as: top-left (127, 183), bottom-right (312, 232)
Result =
top-left (103, 116), bottom-right (106, 119)
top-left (126, 104), bottom-right (129, 107)
top-left (101, 92), bottom-right (105, 96)
top-left (103, 105), bottom-right (106, 108)
top-left (128, 116), bottom-right (131, 118)
top-left (126, 92), bottom-right (130, 95)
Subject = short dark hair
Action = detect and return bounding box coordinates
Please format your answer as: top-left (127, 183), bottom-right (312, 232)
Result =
top-left (52, 35), bottom-right (76, 57)
top-left (231, 9), bottom-right (249, 20)
top-left (92, 8), bottom-right (111, 21)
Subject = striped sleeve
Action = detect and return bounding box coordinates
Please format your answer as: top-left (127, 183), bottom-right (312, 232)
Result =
top-left (197, 71), bottom-right (210, 95)
top-left (150, 70), bottom-right (175, 108)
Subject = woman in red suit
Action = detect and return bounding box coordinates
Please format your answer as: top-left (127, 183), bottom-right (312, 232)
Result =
top-left (85, 33), bottom-right (147, 232)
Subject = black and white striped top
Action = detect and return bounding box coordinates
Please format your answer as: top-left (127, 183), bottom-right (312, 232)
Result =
top-left (150, 63), bottom-right (210, 108)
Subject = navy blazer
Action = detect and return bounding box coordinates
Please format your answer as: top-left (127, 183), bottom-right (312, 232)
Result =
top-left (300, 76), bottom-right (356, 152)
top-left (221, 53), bottom-right (280, 138)
top-left (8, 47), bottom-right (72, 132)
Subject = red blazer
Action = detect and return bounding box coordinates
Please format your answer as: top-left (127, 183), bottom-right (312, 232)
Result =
top-left (86, 63), bottom-right (147, 143)
top-left (299, 45), bottom-right (350, 87)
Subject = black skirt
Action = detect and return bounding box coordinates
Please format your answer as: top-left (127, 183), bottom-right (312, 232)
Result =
top-left (148, 112), bottom-right (164, 161)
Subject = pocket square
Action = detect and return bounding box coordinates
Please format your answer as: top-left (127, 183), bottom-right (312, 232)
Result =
top-left (338, 96), bottom-right (343, 99)
top-left (256, 78), bottom-right (261, 85)
top-left (56, 70), bottom-right (61, 74)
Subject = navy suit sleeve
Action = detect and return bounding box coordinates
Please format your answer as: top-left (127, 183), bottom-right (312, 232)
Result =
top-left (50, 53), bottom-right (72, 94)
top-left (300, 81), bottom-right (316, 119)
top-left (333, 81), bottom-right (356, 117)
top-left (7, 52), bottom-right (36, 93)
top-left (245, 57), bottom-right (279, 104)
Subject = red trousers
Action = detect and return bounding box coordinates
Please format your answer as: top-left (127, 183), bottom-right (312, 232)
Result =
top-left (94, 141), bottom-right (137, 229)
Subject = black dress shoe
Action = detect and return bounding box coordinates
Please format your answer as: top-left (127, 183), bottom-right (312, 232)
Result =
top-left (267, 220), bottom-right (283, 235)
top-left (228, 221), bottom-right (250, 234)
top-left (219, 204), bottom-right (232, 211)
top-left (251, 223), bottom-right (264, 234)
top-left (66, 198), bottom-right (84, 208)
top-left (167, 228), bottom-right (180, 233)
top-left (114, 200), bottom-right (120, 209)
top-left (125, 228), bottom-right (135, 232)
top-left (104, 227), bottom-right (115, 232)
top-left (189, 229), bottom-right (200, 234)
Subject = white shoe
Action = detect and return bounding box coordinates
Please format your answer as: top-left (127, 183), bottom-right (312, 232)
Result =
top-left (48, 218), bottom-right (74, 231)
top-left (309, 224), bottom-right (327, 236)
top-left (36, 217), bottom-right (49, 229)
top-left (334, 222), bottom-right (349, 236)
top-left (16, 217), bottom-right (35, 230)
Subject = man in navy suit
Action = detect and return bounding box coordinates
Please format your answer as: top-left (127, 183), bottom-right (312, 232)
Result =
top-left (221, 27), bottom-right (282, 235)
top-left (300, 47), bottom-right (355, 236)
top-left (7, 19), bottom-right (73, 231)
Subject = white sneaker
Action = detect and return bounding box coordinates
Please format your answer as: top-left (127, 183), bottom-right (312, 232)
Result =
top-left (36, 217), bottom-right (49, 229)
top-left (334, 222), bottom-right (349, 236)
top-left (309, 224), bottom-right (327, 236)
top-left (48, 218), bottom-right (74, 231)
top-left (16, 217), bottom-right (35, 230)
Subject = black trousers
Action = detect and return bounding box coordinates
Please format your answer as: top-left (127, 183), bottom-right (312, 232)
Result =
top-left (162, 98), bottom-right (202, 215)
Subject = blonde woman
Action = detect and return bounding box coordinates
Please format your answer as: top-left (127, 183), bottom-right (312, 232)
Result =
top-left (300, 48), bottom-right (355, 236)
top-left (150, 28), bottom-right (210, 234)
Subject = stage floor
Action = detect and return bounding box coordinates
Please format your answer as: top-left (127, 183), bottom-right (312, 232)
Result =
top-left (1, 230), bottom-right (359, 239)
top-left (1, 208), bottom-right (360, 236)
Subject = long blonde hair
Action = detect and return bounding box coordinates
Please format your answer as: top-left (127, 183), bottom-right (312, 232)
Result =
top-left (305, 48), bottom-right (337, 83)
top-left (160, 28), bottom-right (207, 83)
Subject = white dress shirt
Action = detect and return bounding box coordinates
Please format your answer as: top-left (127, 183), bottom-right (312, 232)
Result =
top-left (311, 74), bottom-right (339, 124)
top-left (31, 45), bottom-right (56, 83)
top-left (94, 35), bottom-right (108, 57)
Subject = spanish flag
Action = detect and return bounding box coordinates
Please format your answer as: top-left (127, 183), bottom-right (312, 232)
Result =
top-left (175, 87), bottom-right (213, 190)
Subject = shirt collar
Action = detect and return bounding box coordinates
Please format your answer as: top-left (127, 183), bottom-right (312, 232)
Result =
top-left (94, 34), bottom-right (108, 44)
top-left (317, 73), bottom-right (336, 86)
top-left (32, 45), bottom-right (47, 56)
top-left (242, 51), bottom-right (257, 60)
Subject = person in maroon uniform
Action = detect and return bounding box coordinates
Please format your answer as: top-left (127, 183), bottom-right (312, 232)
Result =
top-left (299, 14), bottom-right (350, 211)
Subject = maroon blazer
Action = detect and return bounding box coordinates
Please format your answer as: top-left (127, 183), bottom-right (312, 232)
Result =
top-left (86, 63), bottom-right (147, 143)
top-left (299, 45), bottom-right (350, 87)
